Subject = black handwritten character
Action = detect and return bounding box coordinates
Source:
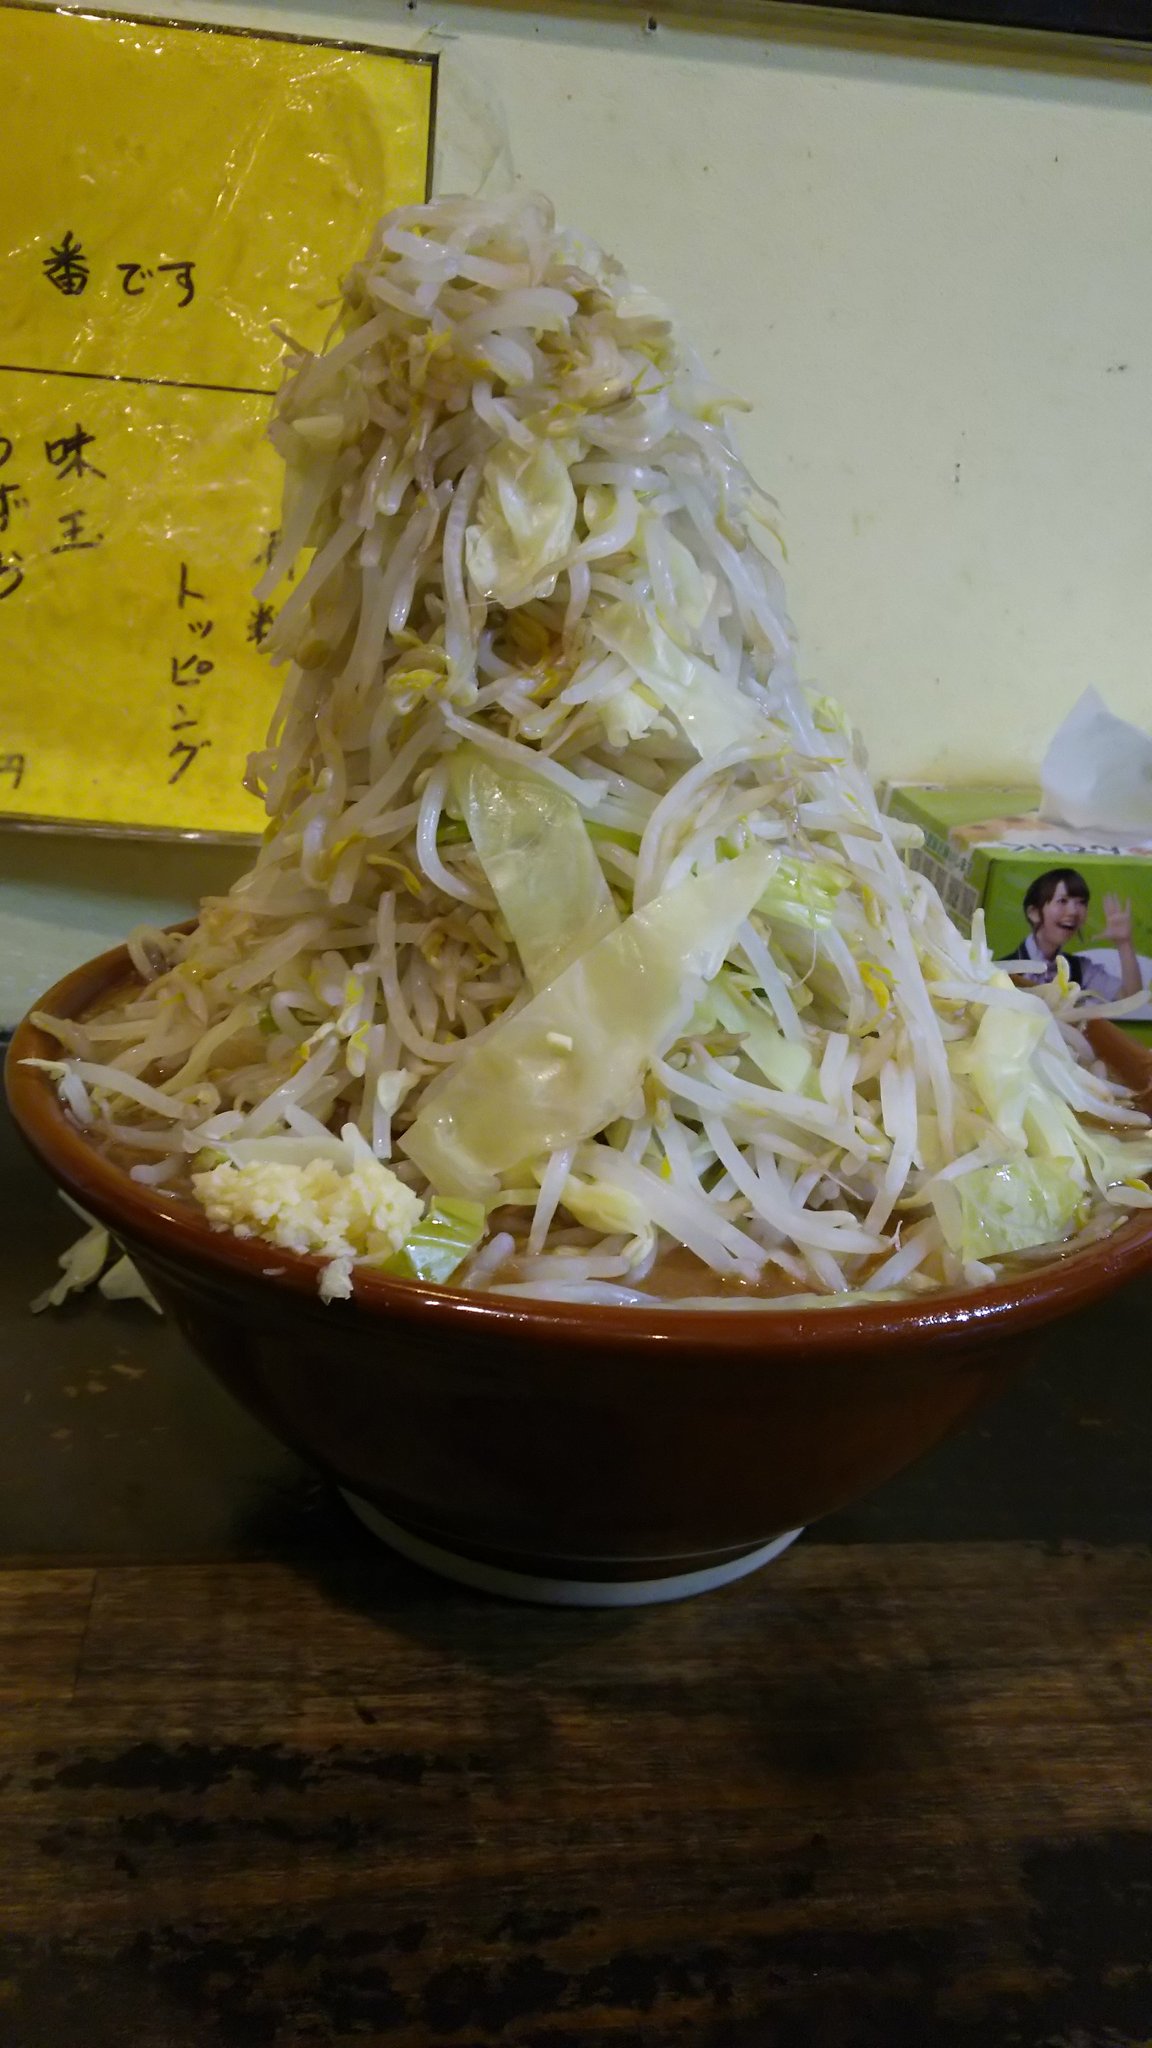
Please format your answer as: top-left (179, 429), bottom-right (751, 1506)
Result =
top-left (0, 436), bottom-right (13, 469)
top-left (116, 263), bottom-right (153, 297)
top-left (43, 232), bottom-right (89, 297)
top-left (247, 601), bottom-right (275, 647)
top-left (0, 483), bottom-right (26, 534)
top-left (0, 553), bottom-right (25, 598)
top-left (177, 562), bottom-right (205, 609)
top-left (187, 618), bottom-right (213, 640)
top-left (168, 736), bottom-right (212, 784)
top-left (253, 530), bottom-right (280, 570)
top-left (51, 510), bottom-right (102, 554)
top-left (169, 703), bottom-right (199, 732)
top-left (157, 261), bottom-right (196, 309)
top-left (0, 753), bottom-right (25, 789)
top-left (44, 424), bottom-right (105, 481)
top-left (170, 655), bottom-right (214, 685)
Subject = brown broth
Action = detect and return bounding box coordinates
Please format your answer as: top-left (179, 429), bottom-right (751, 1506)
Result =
top-left (483, 1241), bottom-right (809, 1302)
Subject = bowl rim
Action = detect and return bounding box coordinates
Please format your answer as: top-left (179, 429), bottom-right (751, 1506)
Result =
top-left (7, 931), bottom-right (1152, 1356)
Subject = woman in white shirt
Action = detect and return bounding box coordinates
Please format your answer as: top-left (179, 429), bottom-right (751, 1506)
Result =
top-left (1005, 867), bottom-right (1142, 1001)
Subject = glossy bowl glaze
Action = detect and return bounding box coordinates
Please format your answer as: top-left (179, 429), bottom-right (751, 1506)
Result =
top-left (8, 943), bottom-right (1152, 1603)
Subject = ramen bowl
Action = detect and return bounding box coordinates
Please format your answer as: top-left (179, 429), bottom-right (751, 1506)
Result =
top-left (8, 943), bottom-right (1152, 1606)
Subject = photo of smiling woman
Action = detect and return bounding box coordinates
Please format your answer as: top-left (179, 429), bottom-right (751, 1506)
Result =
top-left (1006, 868), bottom-right (1143, 1000)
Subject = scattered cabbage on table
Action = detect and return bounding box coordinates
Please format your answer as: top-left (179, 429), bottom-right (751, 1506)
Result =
top-left (31, 193), bottom-right (1152, 1304)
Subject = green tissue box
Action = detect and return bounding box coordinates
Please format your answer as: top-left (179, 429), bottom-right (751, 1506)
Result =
top-left (883, 783), bottom-right (1152, 1044)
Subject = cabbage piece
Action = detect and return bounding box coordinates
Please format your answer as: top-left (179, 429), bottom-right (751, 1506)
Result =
top-left (707, 972), bottom-right (813, 1094)
top-left (932, 1157), bottom-right (1084, 1262)
top-left (216, 1134), bottom-right (351, 1171)
top-left (377, 1199), bottom-right (486, 1283)
top-left (601, 685), bottom-right (665, 748)
top-left (464, 439), bottom-right (577, 605)
top-left (954, 998), bottom-right (1047, 1148)
top-left (760, 857), bottom-right (846, 933)
top-left (559, 1175), bottom-right (656, 1261)
top-left (401, 847), bottom-right (777, 1196)
top-left (98, 1255), bottom-right (163, 1314)
top-left (587, 820), bottom-right (642, 854)
top-left (589, 601), bottom-right (767, 757)
top-left (1024, 1087), bottom-right (1152, 1204)
top-left (31, 1223), bottom-right (110, 1313)
top-left (452, 747), bottom-right (618, 991)
top-left (649, 525), bottom-right (716, 641)
top-left (1021, 1080), bottom-right (1095, 1179)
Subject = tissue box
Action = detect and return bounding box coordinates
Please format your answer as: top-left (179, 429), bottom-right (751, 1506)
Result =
top-left (883, 783), bottom-right (1152, 1040)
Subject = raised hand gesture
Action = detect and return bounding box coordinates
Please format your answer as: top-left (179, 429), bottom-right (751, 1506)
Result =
top-left (1100, 894), bottom-right (1134, 947)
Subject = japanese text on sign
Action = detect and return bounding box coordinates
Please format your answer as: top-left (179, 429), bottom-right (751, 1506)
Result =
top-left (0, 3), bottom-right (434, 836)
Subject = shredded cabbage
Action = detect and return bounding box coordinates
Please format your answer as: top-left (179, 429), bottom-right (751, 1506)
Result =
top-left (450, 747), bottom-right (618, 990)
top-left (465, 437), bottom-right (578, 605)
top-left (30, 1213), bottom-right (162, 1315)
top-left (29, 190), bottom-right (1150, 1303)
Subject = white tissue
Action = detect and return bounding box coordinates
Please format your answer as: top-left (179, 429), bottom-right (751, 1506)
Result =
top-left (1040, 688), bottom-right (1152, 834)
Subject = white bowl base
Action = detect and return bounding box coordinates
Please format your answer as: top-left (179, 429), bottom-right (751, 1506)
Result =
top-left (340, 1492), bottom-right (804, 1607)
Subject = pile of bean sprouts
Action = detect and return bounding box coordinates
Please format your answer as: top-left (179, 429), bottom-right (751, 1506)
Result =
top-left (34, 192), bottom-right (1152, 1305)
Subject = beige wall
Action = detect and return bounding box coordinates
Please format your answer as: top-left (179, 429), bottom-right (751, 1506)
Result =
top-left (6, 2), bottom-right (1152, 1022)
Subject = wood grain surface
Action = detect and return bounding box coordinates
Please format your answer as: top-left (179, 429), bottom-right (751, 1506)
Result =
top-left (3, 1096), bottom-right (1151, 2046)
top-left (2, 1545), bottom-right (1151, 2047)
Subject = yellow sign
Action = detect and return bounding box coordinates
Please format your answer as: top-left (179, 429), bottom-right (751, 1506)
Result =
top-left (0, 4), bottom-right (434, 835)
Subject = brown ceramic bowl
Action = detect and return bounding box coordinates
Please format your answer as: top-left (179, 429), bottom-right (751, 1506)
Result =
top-left (8, 943), bottom-right (1152, 1605)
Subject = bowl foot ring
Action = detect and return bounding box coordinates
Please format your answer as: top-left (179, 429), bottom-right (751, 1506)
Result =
top-left (340, 1492), bottom-right (804, 1607)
